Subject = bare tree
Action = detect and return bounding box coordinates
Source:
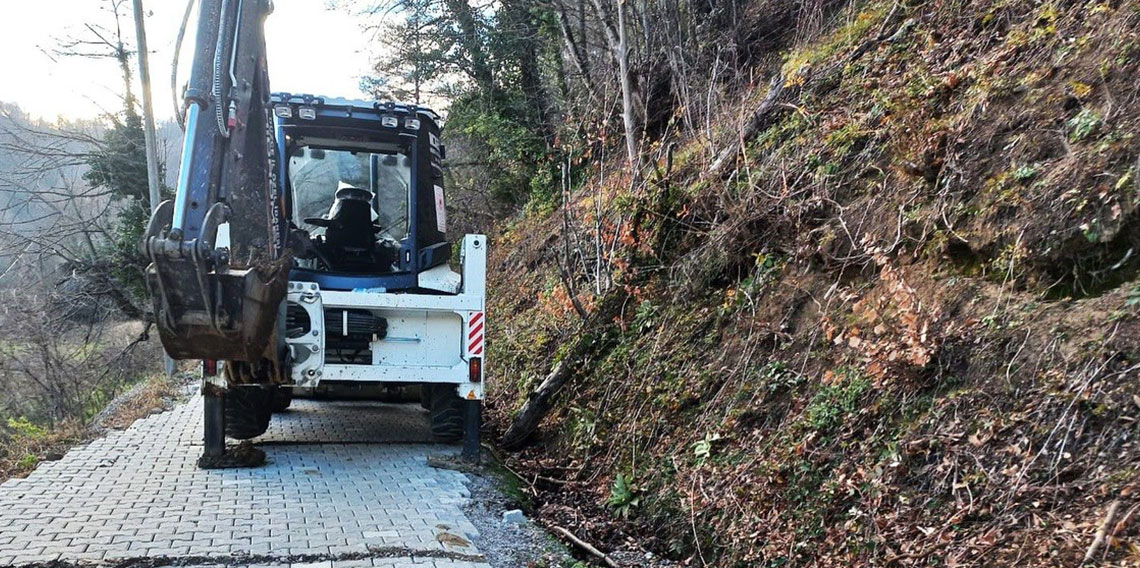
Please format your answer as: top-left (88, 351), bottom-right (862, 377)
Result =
top-left (616, 0), bottom-right (639, 170)
top-left (0, 0), bottom-right (165, 427)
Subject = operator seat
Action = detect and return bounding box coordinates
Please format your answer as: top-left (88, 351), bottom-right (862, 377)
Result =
top-left (303, 185), bottom-right (397, 273)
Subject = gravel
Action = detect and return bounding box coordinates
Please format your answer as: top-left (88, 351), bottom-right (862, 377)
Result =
top-left (454, 454), bottom-right (580, 567)
top-left (89, 372), bottom-right (196, 435)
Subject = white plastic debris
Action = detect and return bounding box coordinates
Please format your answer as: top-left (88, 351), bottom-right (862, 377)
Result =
top-left (502, 509), bottom-right (526, 524)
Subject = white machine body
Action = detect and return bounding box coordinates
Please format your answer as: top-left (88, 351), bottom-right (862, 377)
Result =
top-left (284, 234), bottom-right (487, 400)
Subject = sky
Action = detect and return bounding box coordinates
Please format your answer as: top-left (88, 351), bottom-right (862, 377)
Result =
top-left (0, 0), bottom-right (377, 121)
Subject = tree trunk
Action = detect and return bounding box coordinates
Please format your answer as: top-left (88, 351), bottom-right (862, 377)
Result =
top-left (556, 6), bottom-right (596, 97)
top-left (616, 0), bottom-right (639, 170)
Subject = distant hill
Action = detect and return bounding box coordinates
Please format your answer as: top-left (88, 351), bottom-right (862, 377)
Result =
top-left (0, 102), bottom-right (184, 288)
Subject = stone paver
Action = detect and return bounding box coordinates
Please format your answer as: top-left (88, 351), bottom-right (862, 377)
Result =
top-left (0, 395), bottom-right (489, 568)
top-left (254, 401), bottom-right (434, 445)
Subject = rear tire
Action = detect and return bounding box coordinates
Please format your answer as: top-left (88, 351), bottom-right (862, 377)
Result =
top-left (271, 386), bottom-right (293, 413)
top-left (224, 386), bottom-right (273, 440)
top-left (419, 384), bottom-right (432, 410)
top-left (429, 385), bottom-right (464, 442)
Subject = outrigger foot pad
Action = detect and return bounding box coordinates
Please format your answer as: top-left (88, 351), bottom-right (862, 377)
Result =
top-left (197, 441), bottom-right (267, 469)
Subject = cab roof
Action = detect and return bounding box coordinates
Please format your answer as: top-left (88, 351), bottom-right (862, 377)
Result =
top-left (270, 92), bottom-right (441, 130)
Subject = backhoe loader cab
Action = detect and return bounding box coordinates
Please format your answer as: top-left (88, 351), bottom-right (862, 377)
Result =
top-left (141, 0), bottom-right (484, 467)
top-left (273, 94), bottom-right (453, 287)
top-left (267, 94), bottom-right (486, 449)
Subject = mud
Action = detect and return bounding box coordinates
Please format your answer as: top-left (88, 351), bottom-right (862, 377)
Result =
top-left (195, 441), bottom-right (266, 469)
top-left (426, 452), bottom-right (483, 474)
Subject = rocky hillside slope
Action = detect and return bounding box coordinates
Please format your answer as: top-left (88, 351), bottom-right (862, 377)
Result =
top-left (484, 0), bottom-right (1140, 566)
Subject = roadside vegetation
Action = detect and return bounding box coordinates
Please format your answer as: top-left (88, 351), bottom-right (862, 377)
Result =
top-left (0, 371), bottom-right (182, 483)
top-left (360, 0), bottom-right (1140, 564)
top-left (0, 286), bottom-right (175, 482)
top-left (0, 1), bottom-right (175, 482)
top-left (1, 0), bottom-right (1137, 565)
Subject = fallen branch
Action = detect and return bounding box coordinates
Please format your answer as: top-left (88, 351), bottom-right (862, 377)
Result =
top-left (1083, 499), bottom-right (1121, 564)
top-left (552, 526), bottom-right (620, 568)
top-left (1113, 502), bottom-right (1140, 541)
top-left (708, 75), bottom-right (790, 176)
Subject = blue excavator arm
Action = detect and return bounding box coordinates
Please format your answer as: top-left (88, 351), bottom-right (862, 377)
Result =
top-left (141, 0), bottom-right (289, 365)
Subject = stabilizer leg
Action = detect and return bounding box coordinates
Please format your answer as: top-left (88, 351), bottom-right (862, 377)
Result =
top-left (202, 360), bottom-right (226, 459)
top-left (198, 359), bottom-right (267, 469)
top-left (462, 399), bottom-right (482, 464)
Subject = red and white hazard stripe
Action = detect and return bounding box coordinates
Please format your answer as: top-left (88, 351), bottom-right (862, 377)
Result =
top-left (468, 311), bottom-right (485, 355)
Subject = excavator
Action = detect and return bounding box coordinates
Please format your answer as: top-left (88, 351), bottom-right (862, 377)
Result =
top-left (140, 0), bottom-right (485, 466)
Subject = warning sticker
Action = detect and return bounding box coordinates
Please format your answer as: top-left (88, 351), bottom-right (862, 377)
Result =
top-left (434, 185), bottom-right (447, 233)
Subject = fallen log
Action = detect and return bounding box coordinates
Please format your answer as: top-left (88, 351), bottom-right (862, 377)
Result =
top-left (708, 75), bottom-right (792, 176)
top-left (500, 292), bottom-right (625, 449)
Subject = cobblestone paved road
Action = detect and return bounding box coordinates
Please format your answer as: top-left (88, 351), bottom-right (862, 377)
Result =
top-left (0, 395), bottom-right (492, 568)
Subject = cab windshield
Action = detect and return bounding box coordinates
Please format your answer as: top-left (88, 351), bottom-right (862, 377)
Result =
top-left (288, 146), bottom-right (411, 241)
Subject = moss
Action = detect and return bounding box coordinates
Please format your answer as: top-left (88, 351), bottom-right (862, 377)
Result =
top-left (922, 230), bottom-right (950, 261)
top-left (753, 110), bottom-right (814, 153)
top-left (782, 2), bottom-right (890, 86)
top-left (825, 121), bottom-right (871, 158)
top-left (485, 459), bottom-right (533, 508)
top-left (671, 138), bottom-right (707, 171)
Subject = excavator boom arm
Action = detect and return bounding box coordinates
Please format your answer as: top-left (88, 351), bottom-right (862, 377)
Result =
top-left (142, 0), bottom-right (289, 364)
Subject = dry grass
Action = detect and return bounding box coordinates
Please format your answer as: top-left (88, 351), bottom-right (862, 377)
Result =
top-left (93, 373), bottom-right (186, 431)
top-left (0, 420), bottom-right (88, 482)
top-left (0, 373), bottom-right (184, 484)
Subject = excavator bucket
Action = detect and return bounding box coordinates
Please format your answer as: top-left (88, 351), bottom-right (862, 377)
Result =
top-left (145, 258), bottom-right (288, 362)
top-left (141, 0), bottom-right (287, 364)
top-left (142, 202), bottom-right (290, 363)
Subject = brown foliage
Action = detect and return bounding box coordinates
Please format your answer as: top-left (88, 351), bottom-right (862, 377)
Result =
top-left (486, 0), bottom-right (1140, 565)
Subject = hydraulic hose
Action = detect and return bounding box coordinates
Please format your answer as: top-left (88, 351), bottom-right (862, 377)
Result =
top-left (171, 0), bottom-right (196, 130)
top-left (212, 0), bottom-right (232, 137)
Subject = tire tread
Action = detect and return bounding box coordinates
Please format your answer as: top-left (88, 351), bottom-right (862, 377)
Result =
top-left (224, 386), bottom-right (272, 440)
top-left (429, 386), bottom-right (464, 442)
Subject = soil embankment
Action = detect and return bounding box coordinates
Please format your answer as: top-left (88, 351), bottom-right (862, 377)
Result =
top-left (485, 2), bottom-right (1140, 565)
